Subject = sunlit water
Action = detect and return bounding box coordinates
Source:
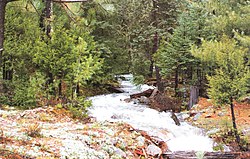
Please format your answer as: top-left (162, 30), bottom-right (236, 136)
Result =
top-left (88, 74), bottom-right (214, 152)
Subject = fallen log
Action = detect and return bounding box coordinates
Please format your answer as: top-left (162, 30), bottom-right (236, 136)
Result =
top-left (149, 88), bottom-right (159, 99)
top-left (106, 86), bottom-right (124, 93)
top-left (130, 89), bottom-right (154, 99)
top-left (163, 151), bottom-right (250, 159)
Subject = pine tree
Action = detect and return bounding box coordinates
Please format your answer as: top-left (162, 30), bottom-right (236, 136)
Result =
top-left (192, 35), bottom-right (250, 148)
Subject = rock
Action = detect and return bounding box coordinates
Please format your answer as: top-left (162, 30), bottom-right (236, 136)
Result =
top-left (136, 136), bottom-right (145, 147)
top-left (179, 113), bottom-right (190, 121)
top-left (242, 128), bottom-right (250, 135)
top-left (193, 113), bottom-right (202, 121)
top-left (149, 93), bottom-right (181, 112)
top-left (114, 147), bottom-right (126, 158)
top-left (139, 96), bottom-right (150, 104)
top-left (158, 141), bottom-right (168, 153)
top-left (132, 99), bottom-right (139, 104)
top-left (189, 111), bottom-right (199, 117)
top-left (111, 114), bottom-right (118, 119)
top-left (217, 112), bottom-right (225, 117)
top-left (206, 128), bottom-right (220, 135)
top-left (124, 98), bottom-right (131, 103)
top-left (241, 96), bottom-right (250, 103)
top-left (146, 144), bottom-right (162, 156)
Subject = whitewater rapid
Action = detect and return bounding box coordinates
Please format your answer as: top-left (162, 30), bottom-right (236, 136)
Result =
top-left (88, 74), bottom-right (214, 152)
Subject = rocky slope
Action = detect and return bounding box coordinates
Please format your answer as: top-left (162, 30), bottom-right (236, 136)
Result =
top-left (0, 106), bottom-right (167, 159)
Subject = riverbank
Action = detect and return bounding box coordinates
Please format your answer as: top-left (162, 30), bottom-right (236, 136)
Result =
top-left (1, 106), bottom-right (249, 159)
top-left (0, 106), bottom-right (168, 158)
top-left (187, 98), bottom-right (250, 151)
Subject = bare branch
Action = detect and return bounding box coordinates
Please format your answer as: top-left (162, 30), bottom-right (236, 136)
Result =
top-left (59, 3), bottom-right (76, 23)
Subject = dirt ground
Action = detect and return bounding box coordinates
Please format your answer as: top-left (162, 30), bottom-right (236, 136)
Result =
top-left (189, 98), bottom-right (250, 151)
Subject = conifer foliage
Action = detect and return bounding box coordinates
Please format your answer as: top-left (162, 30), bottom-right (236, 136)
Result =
top-left (0, 1), bottom-right (249, 147)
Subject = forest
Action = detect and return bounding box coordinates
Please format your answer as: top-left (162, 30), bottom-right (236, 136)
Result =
top-left (0, 0), bottom-right (250, 158)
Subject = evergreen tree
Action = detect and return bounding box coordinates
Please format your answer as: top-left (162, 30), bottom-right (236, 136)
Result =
top-left (192, 35), bottom-right (250, 148)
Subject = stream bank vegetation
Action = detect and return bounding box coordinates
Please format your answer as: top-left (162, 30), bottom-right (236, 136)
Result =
top-left (0, 0), bottom-right (250, 158)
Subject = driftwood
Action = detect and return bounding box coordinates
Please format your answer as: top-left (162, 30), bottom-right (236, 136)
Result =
top-left (130, 89), bottom-right (154, 99)
top-left (163, 151), bottom-right (250, 159)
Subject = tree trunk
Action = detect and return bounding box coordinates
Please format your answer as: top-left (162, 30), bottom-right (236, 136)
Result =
top-left (0, 0), bottom-right (7, 80)
top-left (163, 151), bottom-right (248, 159)
top-left (45, 0), bottom-right (52, 38)
top-left (76, 82), bottom-right (80, 97)
top-left (58, 79), bottom-right (62, 97)
top-left (44, 0), bottom-right (55, 95)
top-left (149, 61), bottom-right (154, 78)
top-left (39, 9), bottom-right (46, 32)
top-left (155, 65), bottom-right (164, 92)
top-left (152, 0), bottom-right (163, 92)
top-left (188, 86), bottom-right (199, 110)
top-left (3, 56), bottom-right (13, 80)
top-left (47, 71), bottom-right (55, 95)
top-left (174, 67), bottom-right (179, 96)
top-left (230, 96), bottom-right (241, 148)
top-left (145, 40), bottom-right (153, 78)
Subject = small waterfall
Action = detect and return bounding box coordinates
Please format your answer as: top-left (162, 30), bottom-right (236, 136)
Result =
top-left (88, 74), bottom-right (214, 152)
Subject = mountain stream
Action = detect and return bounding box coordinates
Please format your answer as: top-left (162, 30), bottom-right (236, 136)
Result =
top-left (88, 74), bottom-right (215, 152)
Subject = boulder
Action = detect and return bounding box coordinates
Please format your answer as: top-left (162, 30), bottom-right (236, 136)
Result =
top-left (149, 93), bottom-right (181, 112)
top-left (146, 144), bottom-right (162, 156)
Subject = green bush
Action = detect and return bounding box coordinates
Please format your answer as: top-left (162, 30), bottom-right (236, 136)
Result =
top-left (12, 73), bottom-right (45, 109)
top-left (66, 97), bottom-right (92, 119)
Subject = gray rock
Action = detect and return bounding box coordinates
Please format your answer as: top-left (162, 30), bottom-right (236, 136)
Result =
top-left (136, 136), bottom-right (145, 147)
top-left (193, 113), bottom-right (202, 121)
top-left (242, 128), bottom-right (250, 135)
top-left (132, 99), bottom-right (139, 104)
top-left (124, 98), bottom-right (131, 103)
top-left (180, 113), bottom-right (190, 120)
top-left (111, 114), bottom-right (118, 119)
top-left (139, 96), bottom-right (150, 104)
top-left (146, 144), bottom-right (162, 156)
top-left (218, 112), bottom-right (225, 117)
top-left (114, 147), bottom-right (126, 158)
top-left (206, 128), bottom-right (220, 135)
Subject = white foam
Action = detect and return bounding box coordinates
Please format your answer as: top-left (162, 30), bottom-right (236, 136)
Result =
top-left (88, 75), bottom-right (214, 152)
